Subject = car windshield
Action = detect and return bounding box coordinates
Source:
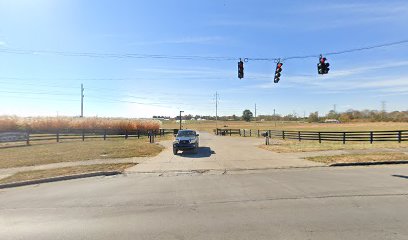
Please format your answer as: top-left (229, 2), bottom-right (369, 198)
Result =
top-left (177, 131), bottom-right (196, 137)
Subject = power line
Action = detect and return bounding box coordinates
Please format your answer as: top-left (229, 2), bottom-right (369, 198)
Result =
top-left (2, 95), bottom-right (79, 102)
top-left (273, 39), bottom-right (408, 61)
top-left (1, 39), bottom-right (407, 62)
top-left (0, 48), bottom-right (237, 61)
top-left (0, 80), bottom-right (78, 89)
top-left (0, 90), bottom-right (77, 96)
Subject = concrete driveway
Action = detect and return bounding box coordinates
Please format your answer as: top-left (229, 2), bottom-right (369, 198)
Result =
top-left (127, 132), bottom-right (323, 173)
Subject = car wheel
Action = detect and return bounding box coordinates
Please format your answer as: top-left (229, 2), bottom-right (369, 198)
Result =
top-left (173, 148), bottom-right (178, 155)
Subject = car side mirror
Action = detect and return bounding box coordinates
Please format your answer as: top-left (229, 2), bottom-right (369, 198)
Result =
top-left (196, 134), bottom-right (199, 136)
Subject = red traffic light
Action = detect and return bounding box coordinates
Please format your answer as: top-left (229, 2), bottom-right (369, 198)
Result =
top-left (277, 62), bottom-right (283, 68)
top-left (320, 57), bottom-right (326, 63)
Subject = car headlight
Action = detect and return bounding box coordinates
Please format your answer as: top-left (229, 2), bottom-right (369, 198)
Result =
top-left (189, 139), bottom-right (196, 144)
top-left (173, 139), bottom-right (179, 144)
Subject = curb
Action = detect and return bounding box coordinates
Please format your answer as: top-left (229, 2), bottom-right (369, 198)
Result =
top-left (330, 160), bottom-right (408, 167)
top-left (0, 171), bottom-right (122, 189)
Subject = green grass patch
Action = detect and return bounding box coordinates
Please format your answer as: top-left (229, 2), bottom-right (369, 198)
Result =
top-left (260, 140), bottom-right (408, 153)
top-left (0, 163), bottom-right (136, 184)
top-left (306, 152), bottom-right (408, 164)
top-left (0, 138), bottom-right (163, 169)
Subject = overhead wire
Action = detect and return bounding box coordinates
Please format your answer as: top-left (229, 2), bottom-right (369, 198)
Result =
top-left (0, 39), bottom-right (407, 62)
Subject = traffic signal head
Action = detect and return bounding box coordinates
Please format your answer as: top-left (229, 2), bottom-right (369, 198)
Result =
top-left (274, 62), bottom-right (283, 83)
top-left (238, 60), bottom-right (244, 79)
top-left (317, 56), bottom-right (330, 75)
top-left (324, 62), bottom-right (330, 74)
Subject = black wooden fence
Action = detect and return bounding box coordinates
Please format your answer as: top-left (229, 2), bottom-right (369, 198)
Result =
top-left (0, 128), bottom-right (177, 146)
top-left (216, 128), bottom-right (408, 144)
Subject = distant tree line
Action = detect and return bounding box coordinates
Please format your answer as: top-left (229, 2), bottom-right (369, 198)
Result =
top-left (166, 109), bottom-right (408, 123)
top-left (315, 109), bottom-right (408, 123)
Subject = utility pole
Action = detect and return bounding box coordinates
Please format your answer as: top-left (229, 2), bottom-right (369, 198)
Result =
top-left (381, 101), bottom-right (386, 121)
top-left (381, 101), bottom-right (386, 112)
top-left (254, 103), bottom-right (257, 121)
top-left (179, 110), bottom-right (184, 130)
top-left (215, 92), bottom-right (219, 129)
top-left (80, 83), bottom-right (84, 117)
top-left (273, 109), bottom-right (276, 127)
top-left (333, 104), bottom-right (337, 113)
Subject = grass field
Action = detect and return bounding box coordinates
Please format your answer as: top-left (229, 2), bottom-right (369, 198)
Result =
top-left (306, 152), bottom-right (408, 164)
top-left (162, 120), bottom-right (408, 132)
top-left (0, 138), bottom-right (163, 169)
top-left (260, 139), bottom-right (408, 153)
top-left (0, 163), bottom-right (135, 184)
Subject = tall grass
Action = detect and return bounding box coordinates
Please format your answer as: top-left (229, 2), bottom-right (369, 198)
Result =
top-left (0, 116), bottom-right (161, 131)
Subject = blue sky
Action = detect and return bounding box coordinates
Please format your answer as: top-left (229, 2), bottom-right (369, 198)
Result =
top-left (1, 0), bottom-right (408, 118)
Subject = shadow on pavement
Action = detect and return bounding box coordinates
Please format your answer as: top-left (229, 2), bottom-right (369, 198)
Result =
top-left (392, 174), bottom-right (408, 180)
top-left (180, 147), bottom-right (214, 158)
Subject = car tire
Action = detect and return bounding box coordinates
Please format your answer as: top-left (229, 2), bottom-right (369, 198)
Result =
top-left (173, 148), bottom-right (178, 155)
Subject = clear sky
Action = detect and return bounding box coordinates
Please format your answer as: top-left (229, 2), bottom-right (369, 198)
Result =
top-left (1, 0), bottom-right (408, 118)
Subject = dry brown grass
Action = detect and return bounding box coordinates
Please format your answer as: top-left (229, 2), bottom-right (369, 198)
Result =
top-left (162, 120), bottom-right (408, 132)
top-left (0, 138), bottom-right (163, 169)
top-left (0, 163), bottom-right (135, 184)
top-left (260, 139), bottom-right (408, 153)
top-left (0, 116), bottom-right (19, 131)
top-left (0, 116), bottom-right (161, 131)
top-left (306, 152), bottom-right (408, 164)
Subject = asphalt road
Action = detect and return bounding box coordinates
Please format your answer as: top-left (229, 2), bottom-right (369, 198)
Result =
top-left (1, 165), bottom-right (408, 239)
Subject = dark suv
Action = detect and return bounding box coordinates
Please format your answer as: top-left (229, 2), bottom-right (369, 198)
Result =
top-left (173, 130), bottom-right (199, 155)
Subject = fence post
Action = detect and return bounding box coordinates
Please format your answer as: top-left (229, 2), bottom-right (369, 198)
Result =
top-left (250, 129), bottom-right (252, 137)
top-left (257, 130), bottom-right (260, 137)
top-left (239, 129), bottom-right (242, 136)
top-left (137, 130), bottom-right (140, 139)
top-left (125, 130), bottom-right (128, 139)
top-left (104, 129), bottom-right (107, 140)
top-left (26, 131), bottom-right (30, 145)
top-left (268, 130), bottom-right (271, 139)
top-left (244, 129), bottom-right (246, 137)
top-left (318, 132), bottom-right (321, 144)
top-left (149, 130), bottom-right (154, 143)
top-left (370, 131), bottom-right (373, 144)
top-left (343, 132), bottom-right (346, 144)
top-left (230, 129), bottom-right (232, 136)
top-left (82, 129), bottom-right (85, 141)
top-left (398, 131), bottom-right (402, 143)
top-left (56, 131), bottom-right (59, 143)
top-left (298, 131), bottom-right (301, 142)
top-left (282, 131), bottom-right (285, 140)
